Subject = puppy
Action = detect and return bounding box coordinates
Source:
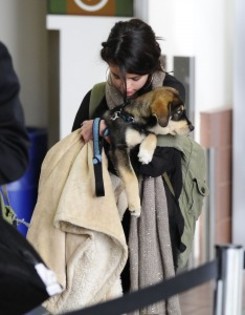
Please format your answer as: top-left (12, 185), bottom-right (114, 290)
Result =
top-left (103, 86), bottom-right (194, 217)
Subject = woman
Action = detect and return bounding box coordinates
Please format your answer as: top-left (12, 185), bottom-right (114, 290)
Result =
top-left (72, 18), bottom-right (187, 313)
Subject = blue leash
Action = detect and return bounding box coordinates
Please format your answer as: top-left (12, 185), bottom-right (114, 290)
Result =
top-left (92, 118), bottom-right (103, 165)
top-left (92, 118), bottom-right (105, 197)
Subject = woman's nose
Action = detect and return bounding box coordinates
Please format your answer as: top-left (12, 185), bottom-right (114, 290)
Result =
top-left (126, 80), bottom-right (134, 92)
top-left (126, 79), bottom-right (132, 87)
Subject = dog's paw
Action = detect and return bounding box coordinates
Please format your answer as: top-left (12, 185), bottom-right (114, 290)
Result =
top-left (137, 148), bottom-right (154, 165)
top-left (128, 198), bottom-right (141, 217)
top-left (129, 207), bottom-right (141, 217)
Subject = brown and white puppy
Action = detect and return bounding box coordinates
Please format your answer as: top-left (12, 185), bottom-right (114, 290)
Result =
top-left (103, 86), bottom-right (194, 217)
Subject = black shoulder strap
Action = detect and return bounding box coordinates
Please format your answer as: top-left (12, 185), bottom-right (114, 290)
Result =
top-left (89, 82), bottom-right (106, 118)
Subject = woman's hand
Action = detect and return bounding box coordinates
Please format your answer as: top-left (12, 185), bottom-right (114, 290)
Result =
top-left (80, 120), bottom-right (93, 142)
top-left (80, 119), bottom-right (109, 143)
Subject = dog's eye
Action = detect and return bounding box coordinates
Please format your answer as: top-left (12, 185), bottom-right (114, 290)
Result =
top-left (172, 107), bottom-right (184, 120)
top-left (176, 108), bottom-right (182, 115)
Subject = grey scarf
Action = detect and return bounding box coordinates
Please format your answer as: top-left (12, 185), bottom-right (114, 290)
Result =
top-left (105, 70), bottom-right (181, 314)
top-left (129, 177), bottom-right (181, 315)
top-left (105, 70), bottom-right (166, 109)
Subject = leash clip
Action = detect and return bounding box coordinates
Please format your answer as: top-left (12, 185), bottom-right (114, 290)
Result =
top-left (110, 110), bottom-right (121, 121)
top-left (110, 109), bottom-right (135, 123)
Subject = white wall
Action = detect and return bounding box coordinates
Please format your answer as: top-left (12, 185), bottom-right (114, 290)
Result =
top-left (233, 0), bottom-right (245, 247)
top-left (47, 15), bottom-right (130, 139)
top-left (134, 0), bottom-right (149, 20)
top-left (147, 0), bottom-right (233, 135)
top-left (47, 0), bottom-right (234, 139)
top-left (0, 0), bottom-right (48, 128)
top-left (0, 0), bottom-right (233, 135)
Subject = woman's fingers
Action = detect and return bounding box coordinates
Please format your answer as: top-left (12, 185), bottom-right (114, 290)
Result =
top-left (80, 120), bottom-right (93, 142)
top-left (80, 119), bottom-right (110, 143)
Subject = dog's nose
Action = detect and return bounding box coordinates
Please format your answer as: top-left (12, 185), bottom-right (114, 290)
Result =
top-left (189, 124), bottom-right (195, 132)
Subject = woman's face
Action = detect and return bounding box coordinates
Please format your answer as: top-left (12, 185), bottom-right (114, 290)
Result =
top-left (109, 64), bottom-right (149, 98)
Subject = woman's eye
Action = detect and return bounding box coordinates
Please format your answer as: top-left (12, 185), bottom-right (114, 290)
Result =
top-left (132, 77), bottom-right (141, 81)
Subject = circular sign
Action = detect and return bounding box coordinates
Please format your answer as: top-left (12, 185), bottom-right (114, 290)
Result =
top-left (73, 0), bottom-right (109, 12)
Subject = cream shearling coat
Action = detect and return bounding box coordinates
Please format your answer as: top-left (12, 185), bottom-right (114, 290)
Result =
top-left (27, 130), bottom-right (128, 314)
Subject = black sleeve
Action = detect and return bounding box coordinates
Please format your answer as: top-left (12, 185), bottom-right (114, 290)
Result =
top-left (72, 90), bottom-right (108, 132)
top-left (130, 146), bottom-right (183, 198)
top-left (0, 42), bottom-right (29, 185)
top-left (163, 73), bottom-right (186, 103)
top-left (71, 90), bottom-right (91, 131)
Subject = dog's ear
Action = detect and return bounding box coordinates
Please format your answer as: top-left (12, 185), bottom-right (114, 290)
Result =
top-left (150, 87), bottom-right (184, 127)
top-left (151, 97), bottom-right (170, 127)
top-left (150, 89), bottom-right (176, 127)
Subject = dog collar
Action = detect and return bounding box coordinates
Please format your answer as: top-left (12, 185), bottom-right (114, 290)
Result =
top-left (110, 107), bottom-right (135, 123)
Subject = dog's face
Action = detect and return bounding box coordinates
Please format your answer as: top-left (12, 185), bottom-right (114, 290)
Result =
top-left (158, 102), bottom-right (194, 136)
top-left (137, 86), bottom-right (194, 136)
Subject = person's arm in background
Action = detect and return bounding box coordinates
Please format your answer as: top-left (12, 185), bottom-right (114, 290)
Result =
top-left (0, 42), bottom-right (29, 184)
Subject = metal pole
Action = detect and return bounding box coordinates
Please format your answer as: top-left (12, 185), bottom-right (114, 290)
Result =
top-left (206, 148), bottom-right (216, 261)
top-left (214, 244), bottom-right (244, 315)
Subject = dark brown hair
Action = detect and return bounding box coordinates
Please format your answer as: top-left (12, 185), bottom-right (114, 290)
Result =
top-left (100, 19), bottom-right (162, 76)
